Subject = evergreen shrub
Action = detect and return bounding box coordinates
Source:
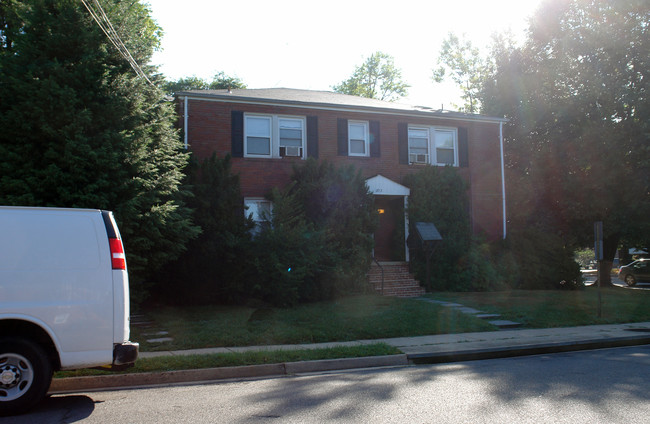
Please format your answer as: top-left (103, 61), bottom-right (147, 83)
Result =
top-left (156, 154), bottom-right (253, 305)
top-left (252, 159), bottom-right (378, 306)
top-left (404, 166), bottom-right (473, 291)
top-left (503, 227), bottom-right (583, 290)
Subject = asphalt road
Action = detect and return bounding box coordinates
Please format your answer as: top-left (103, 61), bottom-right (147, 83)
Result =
top-left (8, 345), bottom-right (650, 423)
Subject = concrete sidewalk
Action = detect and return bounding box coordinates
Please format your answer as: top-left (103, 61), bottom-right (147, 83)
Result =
top-left (49, 322), bottom-right (650, 394)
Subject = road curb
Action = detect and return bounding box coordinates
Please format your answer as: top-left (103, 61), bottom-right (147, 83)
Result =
top-left (48, 336), bottom-right (650, 394)
top-left (407, 335), bottom-right (650, 364)
top-left (48, 354), bottom-right (409, 394)
top-left (285, 354), bottom-right (409, 374)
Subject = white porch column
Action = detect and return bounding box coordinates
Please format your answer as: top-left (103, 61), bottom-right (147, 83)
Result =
top-left (404, 195), bottom-right (410, 262)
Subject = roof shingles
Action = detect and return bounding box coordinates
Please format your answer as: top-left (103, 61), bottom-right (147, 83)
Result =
top-left (175, 88), bottom-right (507, 123)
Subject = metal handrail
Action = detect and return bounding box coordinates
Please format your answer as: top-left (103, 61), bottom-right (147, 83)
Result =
top-left (372, 257), bottom-right (385, 295)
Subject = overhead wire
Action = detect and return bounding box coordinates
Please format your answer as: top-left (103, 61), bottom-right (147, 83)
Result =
top-left (90, 0), bottom-right (149, 82)
top-left (80, 0), bottom-right (153, 86)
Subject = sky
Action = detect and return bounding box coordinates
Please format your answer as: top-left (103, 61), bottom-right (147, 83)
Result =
top-left (146, 0), bottom-right (544, 110)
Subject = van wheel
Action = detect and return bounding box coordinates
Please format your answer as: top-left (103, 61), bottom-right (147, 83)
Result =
top-left (0, 338), bottom-right (53, 416)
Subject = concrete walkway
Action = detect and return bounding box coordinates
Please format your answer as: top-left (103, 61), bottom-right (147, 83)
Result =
top-left (49, 322), bottom-right (650, 394)
top-left (137, 321), bottom-right (650, 361)
top-left (136, 322), bottom-right (650, 360)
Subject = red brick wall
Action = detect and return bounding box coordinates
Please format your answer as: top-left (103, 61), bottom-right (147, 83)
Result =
top-left (179, 97), bottom-right (505, 240)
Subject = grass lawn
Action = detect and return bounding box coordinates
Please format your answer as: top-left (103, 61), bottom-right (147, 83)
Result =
top-left (55, 343), bottom-right (401, 378)
top-left (427, 286), bottom-right (650, 328)
top-left (57, 289), bottom-right (649, 376)
top-left (131, 295), bottom-right (496, 352)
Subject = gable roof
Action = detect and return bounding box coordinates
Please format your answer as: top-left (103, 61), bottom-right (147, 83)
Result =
top-left (365, 175), bottom-right (410, 196)
top-left (175, 88), bottom-right (507, 124)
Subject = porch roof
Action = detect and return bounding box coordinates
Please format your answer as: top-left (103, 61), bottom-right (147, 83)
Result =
top-left (366, 175), bottom-right (410, 196)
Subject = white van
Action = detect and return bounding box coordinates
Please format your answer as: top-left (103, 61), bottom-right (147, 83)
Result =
top-left (0, 206), bottom-right (138, 415)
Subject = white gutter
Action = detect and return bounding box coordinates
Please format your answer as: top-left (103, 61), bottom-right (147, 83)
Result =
top-left (499, 121), bottom-right (507, 239)
top-left (183, 96), bottom-right (189, 149)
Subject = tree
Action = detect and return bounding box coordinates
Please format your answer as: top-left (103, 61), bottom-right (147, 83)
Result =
top-left (332, 52), bottom-right (409, 101)
top-left (0, 0), bottom-right (199, 299)
top-left (432, 33), bottom-right (487, 113)
top-left (251, 184), bottom-right (327, 306)
top-left (156, 154), bottom-right (253, 305)
top-left (482, 0), bottom-right (650, 285)
top-left (163, 75), bottom-right (211, 92)
top-left (208, 71), bottom-right (247, 90)
top-left (163, 71), bottom-right (246, 94)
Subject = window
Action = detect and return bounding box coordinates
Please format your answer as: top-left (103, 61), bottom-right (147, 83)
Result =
top-left (407, 126), bottom-right (458, 166)
top-left (244, 114), bottom-right (305, 158)
top-left (245, 116), bottom-right (272, 156)
top-left (408, 127), bottom-right (429, 164)
top-left (279, 118), bottom-right (303, 157)
top-left (348, 121), bottom-right (369, 156)
top-left (244, 198), bottom-right (273, 234)
top-left (434, 129), bottom-right (456, 165)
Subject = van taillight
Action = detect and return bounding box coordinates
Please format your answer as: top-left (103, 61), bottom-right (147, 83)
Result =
top-left (109, 238), bottom-right (126, 270)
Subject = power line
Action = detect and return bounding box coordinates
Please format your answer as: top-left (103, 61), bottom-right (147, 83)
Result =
top-left (80, 0), bottom-right (153, 85)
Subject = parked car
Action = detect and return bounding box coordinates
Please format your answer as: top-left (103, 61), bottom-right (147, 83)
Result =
top-left (617, 259), bottom-right (650, 286)
top-left (0, 207), bottom-right (138, 416)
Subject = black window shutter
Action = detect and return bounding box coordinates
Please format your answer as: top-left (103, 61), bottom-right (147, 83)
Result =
top-left (458, 127), bottom-right (469, 167)
top-left (231, 111), bottom-right (244, 157)
top-left (306, 116), bottom-right (318, 159)
top-left (398, 122), bottom-right (408, 164)
top-left (369, 120), bottom-right (381, 157)
top-left (337, 118), bottom-right (348, 156)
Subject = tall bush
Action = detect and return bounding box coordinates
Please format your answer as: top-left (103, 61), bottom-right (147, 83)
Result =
top-left (252, 159), bottom-right (378, 305)
top-left (250, 185), bottom-right (327, 306)
top-left (156, 154), bottom-right (253, 305)
top-left (290, 159), bottom-right (378, 297)
top-left (404, 166), bottom-right (473, 291)
top-left (504, 227), bottom-right (582, 290)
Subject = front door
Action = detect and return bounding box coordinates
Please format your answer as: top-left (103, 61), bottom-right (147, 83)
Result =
top-left (373, 197), bottom-right (403, 261)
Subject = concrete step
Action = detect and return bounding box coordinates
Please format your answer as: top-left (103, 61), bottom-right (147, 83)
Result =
top-left (372, 280), bottom-right (422, 288)
top-left (489, 320), bottom-right (523, 329)
top-left (476, 313), bottom-right (501, 320)
top-left (377, 290), bottom-right (426, 298)
top-left (368, 263), bottom-right (425, 298)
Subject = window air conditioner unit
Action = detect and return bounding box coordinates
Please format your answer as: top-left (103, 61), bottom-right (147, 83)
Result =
top-left (281, 146), bottom-right (303, 157)
top-left (409, 153), bottom-right (429, 164)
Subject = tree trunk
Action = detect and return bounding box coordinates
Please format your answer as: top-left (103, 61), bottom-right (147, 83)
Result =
top-left (619, 245), bottom-right (633, 266)
top-left (598, 233), bottom-right (620, 287)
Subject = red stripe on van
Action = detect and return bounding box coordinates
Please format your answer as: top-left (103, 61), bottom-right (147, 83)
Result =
top-left (109, 238), bottom-right (126, 270)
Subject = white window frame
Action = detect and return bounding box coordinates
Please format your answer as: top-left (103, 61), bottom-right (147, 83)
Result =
top-left (348, 120), bottom-right (369, 157)
top-left (244, 115), bottom-right (273, 158)
top-left (278, 117), bottom-right (305, 158)
top-left (407, 125), bottom-right (458, 166)
top-left (408, 126), bottom-right (430, 165)
top-left (244, 114), bottom-right (306, 159)
top-left (433, 128), bottom-right (458, 166)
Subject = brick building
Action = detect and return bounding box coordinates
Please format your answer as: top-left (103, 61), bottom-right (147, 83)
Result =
top-left (175, 88), bottom-right (507, 266)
